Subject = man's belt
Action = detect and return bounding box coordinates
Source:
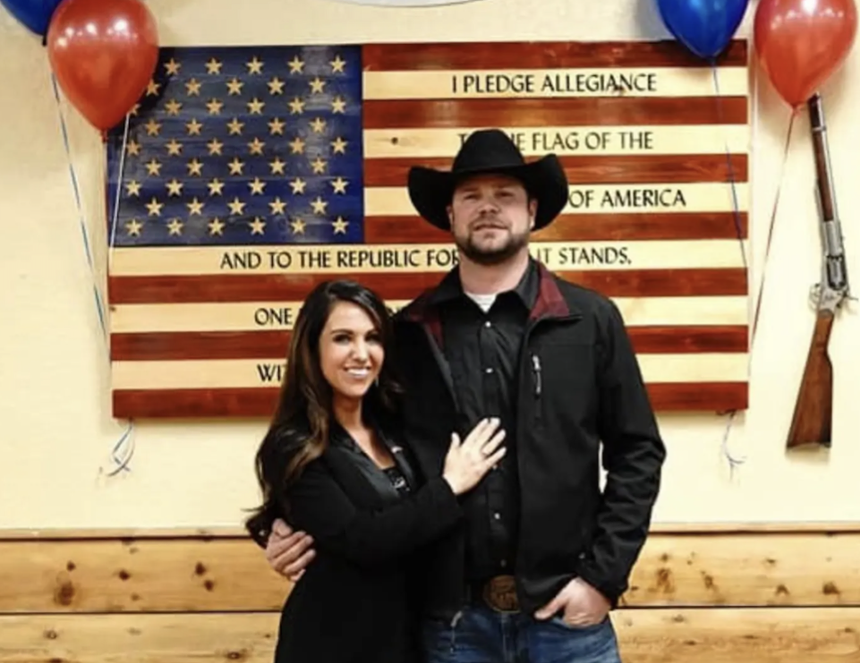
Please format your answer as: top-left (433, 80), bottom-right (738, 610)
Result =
top-left (469, 575), bottom-right (520, 613)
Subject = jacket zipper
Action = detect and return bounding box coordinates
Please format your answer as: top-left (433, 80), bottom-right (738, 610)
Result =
top-left (531, 354), bottom-right (542, 396)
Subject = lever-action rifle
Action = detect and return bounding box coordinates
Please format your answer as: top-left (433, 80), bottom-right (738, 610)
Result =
top-left (786, 93), bottom-right (852, 450)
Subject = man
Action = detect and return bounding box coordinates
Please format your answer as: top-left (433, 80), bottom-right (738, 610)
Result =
top-left (259, 129), bottom-right (666, 662)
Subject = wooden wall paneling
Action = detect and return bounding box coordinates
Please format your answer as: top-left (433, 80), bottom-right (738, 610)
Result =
top-left (0, 610), bottom-right (858, 663)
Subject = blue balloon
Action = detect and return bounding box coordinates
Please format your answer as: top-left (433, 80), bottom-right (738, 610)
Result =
top-left (0, 0), bottom-right (63, 36)
top-left (656, 0), bottom-right (750, 60)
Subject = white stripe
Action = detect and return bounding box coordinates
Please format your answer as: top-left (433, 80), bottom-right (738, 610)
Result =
top-left (362, 125), bottom-right (750, 158)
top-left (110, 296), bottom-right (748, 333)
top-left (109, 240), bottom-right (747, 276)
top-left (362, 67), bottom-right (748, 99)
top-left (365, 183), bottom-right (749, 216)
top-left (112, 352), bottom-right (749, 390)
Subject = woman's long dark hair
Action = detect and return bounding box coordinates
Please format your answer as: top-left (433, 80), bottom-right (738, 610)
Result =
top-left (244, 280), bottom-right (401, 544)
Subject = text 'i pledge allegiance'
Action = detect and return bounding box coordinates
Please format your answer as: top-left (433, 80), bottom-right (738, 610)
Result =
top-left (219, 247), bottom-right (461, 271)
top-left (451, 71), bottom-right (658, 94)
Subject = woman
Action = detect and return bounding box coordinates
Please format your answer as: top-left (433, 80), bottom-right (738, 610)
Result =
top-left (245, 279), bottom-right (506, 663)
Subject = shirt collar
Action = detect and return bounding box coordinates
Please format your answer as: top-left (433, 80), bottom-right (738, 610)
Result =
top-left (428, 256), bottom-right (539, 311)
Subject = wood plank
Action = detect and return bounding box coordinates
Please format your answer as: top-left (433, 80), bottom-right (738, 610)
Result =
top-left (365, 212), bottom-right (749, 243)
top-left (110, 326), bottom-right (748, 361)
top-left (0, 539), bottom-right (290, 614)
top-left (3, 533), bottom-right (859, 614)
top-left (107, 268), bottom-right (749, 305)
top-left (361, 40), bottom-right (749, 70)
top-left (363, 154), bottom-right (750, 187)
top-left (3, 522), bottom-right (859, 541)
top-left (361, 97), bottom-right (749, 129)
top-left (110, 381), bottom-right (748, 418)
top-left (0, 608), bottom-right (857, 663)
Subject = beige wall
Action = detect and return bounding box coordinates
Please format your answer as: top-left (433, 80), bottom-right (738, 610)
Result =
top-left (1, 0), bottom-right (858, 530)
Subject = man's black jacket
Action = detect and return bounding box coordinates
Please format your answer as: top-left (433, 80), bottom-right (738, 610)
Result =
top-left (390, 260), bottom-right (667, 618)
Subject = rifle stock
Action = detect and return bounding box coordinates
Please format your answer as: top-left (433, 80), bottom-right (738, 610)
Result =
top-left (786, 311), bottom-right (835, 448)
top-left (785, 93), bottom-right (850, 450)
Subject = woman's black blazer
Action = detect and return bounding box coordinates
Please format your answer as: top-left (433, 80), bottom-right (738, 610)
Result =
top-left (271, 423), bottom-right (463, 663)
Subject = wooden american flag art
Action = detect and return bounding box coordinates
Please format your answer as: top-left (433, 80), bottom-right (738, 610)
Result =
top-left (105, 40), bottom-right (751, 419)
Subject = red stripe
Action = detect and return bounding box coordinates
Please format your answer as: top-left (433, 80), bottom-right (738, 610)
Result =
top-left (365, 212), bottom-right (748, 244)
top-left (108, 268), bottom-right (748, 304)
top-left (361, 40), bottom-right (748, 70)
top-left (112, 381), bottom-right (748, 418)
top-left (362, 97), bottom-right (747, 129)
top-left (111, 325), bottom-right (748, 361)
top-left (363, 154), bottom-right (749, 187)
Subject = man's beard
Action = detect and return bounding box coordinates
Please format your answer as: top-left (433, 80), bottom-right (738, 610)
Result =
top-left (454, 223), bottom-right (529, 265)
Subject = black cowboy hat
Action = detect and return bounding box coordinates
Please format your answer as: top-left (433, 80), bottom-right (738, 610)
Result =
top-left (407, 128), bottom-right (569, 231)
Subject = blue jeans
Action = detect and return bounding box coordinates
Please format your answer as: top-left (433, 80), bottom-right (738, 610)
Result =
top-left (421, 605), bottom-right (622, 663)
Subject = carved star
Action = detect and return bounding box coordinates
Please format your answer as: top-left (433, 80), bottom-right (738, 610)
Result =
top-left (125, 219), bottom-right (143, 236)
top-left (310, 157), bottom-right (327, 174)
top-left (186, 119), bottom-right (203, 135)
top-left (288, 97), bottom-right (305, 114)
top-left (146, 79), bottom-right (161, 96)
top-left (144, 119), bottom-right (161, 136)
top-left (249, 217), bottom-right (266, 235)
top-left (309, 77), bottom-right (326, 94)
top-left (205, 58), bottom-right (223, 74)
top-left (331, 96), bottom-right (347, 114)
top-left (290, 217), bottom-right (306, 234)
top-left (165, 179), bottom-right (183, 196)
top-left (331, 137), bottom-right (348, 154)
top-left (330, 177), bottom-right (348, 194)
top-left (185, 78), bottom-right (202, 96)
top-left (332, 216), bottom-right (348, 234)
top-left (248, 177), bottom-right (266, 195)
top-left (208, 179), bottom-right (225, 196)
top-left (125, 180), bottom-right (142, 197)
top-left (269, 158), bottom-right (286, 175)
top-left (164, 58), bottom-right (181, 76)
top-left (268, 77), bottom-right (285, 95)
top-left (186, 159), bottom-right (203, 176)
top-left (227, 197), bottom-right (246, 215)
top-left (145, 159), bottom-right (162, 176)
top-left (167, 218), bottom-right (183, 235)
top-left (206, 99), bottom-right (224, 115)
top-left (269, 197), bottom-right (287, 215)
top-left (268, 118), bottom-right (286, 135)
top-left (164, 99), bottom-right (183, 116)
top-left (126, 140), bottom-right (141, 156)
top-left (310, 196), bottom-right (328, 215)
top-left (246, 57), bottom-right (264, 74)
top-left (186, 197), bottom-right (205, 216)
top-left (208, 218), bottom-right (225, 235)
top-left (309, 117), bottom-right (326, 134)
top-left (289, 178), bottom-right (307, 195)
top-left (247, 137), bottom-right (265, 155)
top-left (146, 198), bottom-right (163, 216)
top-left (207, 138), bottom-right (223, 155)
top-left (227, 118), bottom-right (244, 135)
top-left (288, 56), bottom-right (304, 74)
top-left (165, 139), bottom-right (183, 156)
top-left (289, 137), bottom-right (306, 154)
top-left (330, 55), bottom-right (346, 73)
top-left (228, 158), bottom-right (244, 175)
top-left (226, 77), bottom-right (244, 96)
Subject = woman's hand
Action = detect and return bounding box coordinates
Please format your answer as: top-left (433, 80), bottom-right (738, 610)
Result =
top-left (442, 417), bottom-right (506, 495)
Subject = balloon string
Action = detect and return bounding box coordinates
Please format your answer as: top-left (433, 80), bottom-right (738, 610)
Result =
top-left (751, 111), bottom-right (796, 343)
top-left (709, 61), bottom-right (748, 478)
top-left (51, 71), bottom-right (136, 477)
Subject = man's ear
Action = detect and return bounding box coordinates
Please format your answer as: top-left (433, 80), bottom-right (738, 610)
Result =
top-left (528, 198), bottom-right (538, 230)
top-left (446, 204), bottom-right (454, 229)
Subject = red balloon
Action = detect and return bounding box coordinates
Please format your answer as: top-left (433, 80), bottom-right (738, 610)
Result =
top-left (755, 0), bottom-right (857, 108)
top-left (46, 0), bottom-right (158, 131)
